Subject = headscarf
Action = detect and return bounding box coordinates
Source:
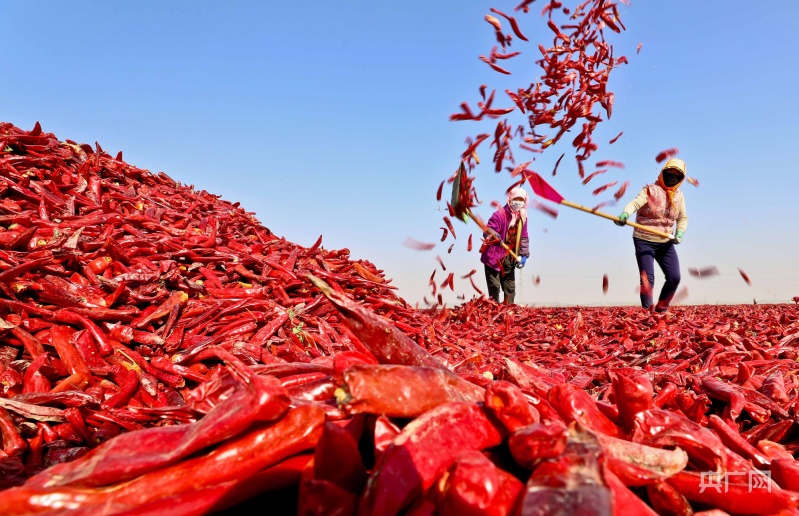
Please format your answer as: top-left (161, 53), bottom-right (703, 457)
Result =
top-left (656, 158), bottom-right (686, 209)
top-left (507, 187), bottom-right (529, 227)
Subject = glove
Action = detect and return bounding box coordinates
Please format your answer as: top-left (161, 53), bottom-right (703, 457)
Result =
top-left (515, 256), bottom-right (527, 269)
top-left (614, 212), bottom-right (629, 226)
top-left (673, 230), bottom-right (684, 244)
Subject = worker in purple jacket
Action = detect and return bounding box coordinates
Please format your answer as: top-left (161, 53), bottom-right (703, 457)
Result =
top-left (480, 187), bottom-right (530, 304)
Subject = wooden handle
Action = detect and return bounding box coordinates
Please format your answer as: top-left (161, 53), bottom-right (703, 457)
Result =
top-left (467, 209), bottom-right (519, 260)
top-left (560, 200), bottom-right (674, 240)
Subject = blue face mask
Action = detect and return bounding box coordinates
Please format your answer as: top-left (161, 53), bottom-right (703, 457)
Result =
top-left (510, 200), bottom-right (525, 212)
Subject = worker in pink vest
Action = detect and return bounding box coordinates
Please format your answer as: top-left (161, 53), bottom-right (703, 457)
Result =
top-left (615, 158), bottom-right (689, 312)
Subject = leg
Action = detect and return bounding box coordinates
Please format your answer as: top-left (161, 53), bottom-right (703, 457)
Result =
top-left (484, 265), bottom-right (501, 303)
top-left (654, 243), bottom-right (681, 311)
top-left (500, 258), bottom-right (516, 304)
top-left (633, 238), bottom-right (656, 309)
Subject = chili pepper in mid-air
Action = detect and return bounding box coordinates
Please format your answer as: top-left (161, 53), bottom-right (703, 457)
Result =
top-left (655, 148), bottom-right (679, 163)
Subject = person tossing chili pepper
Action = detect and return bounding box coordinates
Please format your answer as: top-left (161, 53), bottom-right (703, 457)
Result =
top-left (615, 158), bottom-right (689, 312)
top-left (480, 187), bottom-right (530, 305)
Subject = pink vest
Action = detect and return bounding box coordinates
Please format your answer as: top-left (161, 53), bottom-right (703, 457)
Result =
top-left (634, 185), bottom-right (683, 240)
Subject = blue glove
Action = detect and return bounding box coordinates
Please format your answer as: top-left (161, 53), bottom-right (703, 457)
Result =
top-left (614, 212), bottom-right (629, 226)
top-left (516, 256), bottom-right (527, 269)
top-left (673, 230), bottom-right (684, 244)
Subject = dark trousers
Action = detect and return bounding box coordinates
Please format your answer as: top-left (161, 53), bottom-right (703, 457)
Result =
top-left (485, 258), bottom-right (516, 304)
top-left (634, 237), bottom-right (681, 310)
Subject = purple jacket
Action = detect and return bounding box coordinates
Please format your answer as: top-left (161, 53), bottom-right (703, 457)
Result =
top-left (480, 205), bottom-right (530, 271)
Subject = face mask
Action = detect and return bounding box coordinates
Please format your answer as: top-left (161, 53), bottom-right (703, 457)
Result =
top-left (510, 200), bottom-right (525, 212)
top-left (662, 172), bottom-right (683, 188)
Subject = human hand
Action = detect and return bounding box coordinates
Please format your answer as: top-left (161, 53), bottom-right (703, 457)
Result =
top-left (516, 256), bottom-right (527, 269)
top-left (673, 230), bottom-right (684, 244)
top-left (614, 212), bottom-right (629, 226)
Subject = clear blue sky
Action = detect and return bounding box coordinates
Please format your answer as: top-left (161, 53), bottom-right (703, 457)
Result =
top-left (3, 1), bottom-right (798, 306)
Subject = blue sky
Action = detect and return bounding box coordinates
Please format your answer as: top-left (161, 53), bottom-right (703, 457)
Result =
top-left (3, 1), bottom-right (798, 306)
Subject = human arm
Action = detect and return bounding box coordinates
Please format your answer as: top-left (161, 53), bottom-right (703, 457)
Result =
top-left (622, 187), bottom-right (649, 217)
top-left (615, 187), bottom-right (648, 226)
top-left (518, 219), bottom-right (530, 258)
top-left (483, 211), bottom-right (504, 242)
top-left (675, 195), bottom-right (688, 235)
top-left (672, 195), bottom-right (688, 244)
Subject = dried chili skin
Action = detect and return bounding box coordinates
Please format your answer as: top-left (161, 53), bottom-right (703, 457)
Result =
top-left (517, 425), bottom-right (613, 516)
top-left (26, 363), bottom-right (290, 488)
top-left (337, 364), bottom-right (484, 418)
top-left (547, 383), bottom-right (624, 438)
top-left (433, 450), bottom-right (523, 516)
top-left (308, 274), bottom-right (444, 370)
top-left (359, 402), bottom-right (504, 516)
top-left (1, 404), bottom-right (325, 515)
top-left (609, 370), bottom-right (653, 435)
top-left (508, 421), bottom-right (568, 468)
top-left (667, 470), bottom-right (799, 515)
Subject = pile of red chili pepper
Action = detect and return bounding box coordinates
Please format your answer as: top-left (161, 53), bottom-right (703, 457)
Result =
top-left (2, 121), bottom-right (799, 515)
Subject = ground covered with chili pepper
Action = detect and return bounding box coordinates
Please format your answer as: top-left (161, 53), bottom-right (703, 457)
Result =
top-left (2, 121), bottom-right (799, 515)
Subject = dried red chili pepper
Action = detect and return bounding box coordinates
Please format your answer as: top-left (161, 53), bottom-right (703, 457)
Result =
top-left (359, 402), bottom-right (503, 515)
top-left (433, 450), bottom-right (523, 516)
top-left (308, 275), bottom-right (444, 370)
top-left (336, 363), bottom-right (484, 418)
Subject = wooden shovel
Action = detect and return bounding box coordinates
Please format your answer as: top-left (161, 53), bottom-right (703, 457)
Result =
top-left (450, 163), bottom-right (519, 260)
top-left (525, 172), bottom-right (674, 240)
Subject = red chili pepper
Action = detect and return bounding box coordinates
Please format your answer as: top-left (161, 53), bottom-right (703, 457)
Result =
top-left (52, 310), bottom-right (113, 356)
top-left (707, 414), bottom-right (770, 469)
top-left (0, 406), bottom-right (28, 456)
top-left (4, 404), bottom-right (325, 513)
top-left (609, 371), bottom-right (653, 434)
top-left (668, 470), bottom-right (799, 514)
top-left (508, 420), bottom-right (567, 468)
top-left (484, 380), bottom-right (539, 433)
top-left (434, 450), bottom-right (523, 516)
top-left (30, 356), bottom-right (290, 489)
top-left (49, 325), bottom-right (91, 377)
top-left (360, 402), bottom-right (503, 515)
top-left (9, 325), bottom-right (46, 359)
top-left (547, 383), bottom-right (624, 438)
top-left (312, 421), bottom-right (368, 494)
top-left (630, 408), bottom-right (728, 473)
top-left (309, 275), bottom-right (444, 370)
top-left (336, 364), bottom-right (484, 419)
top-left (131, 290), bottom-right (188, 329)
top-left (655, 147), bottom-right (679, 163)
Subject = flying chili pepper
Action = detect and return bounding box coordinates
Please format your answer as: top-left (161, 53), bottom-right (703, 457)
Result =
top-left (551, 153), bottom-right (565, 176)
top-left (582, 169), bottom-right (607, 185)
top-left (655, 148), bottom-right (679, 163)
top-left (592, 181), bottom-right (618, 196)
top-left (612, 181), bottom-right (629, 201)
top-left (402, 238), bottom-right (435, 251)
top-left (595, 160), bottom-right (624, 169)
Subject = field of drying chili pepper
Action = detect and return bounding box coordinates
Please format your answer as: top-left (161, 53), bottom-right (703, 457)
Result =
top-left (1, 121), bottom-right (799, 515)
